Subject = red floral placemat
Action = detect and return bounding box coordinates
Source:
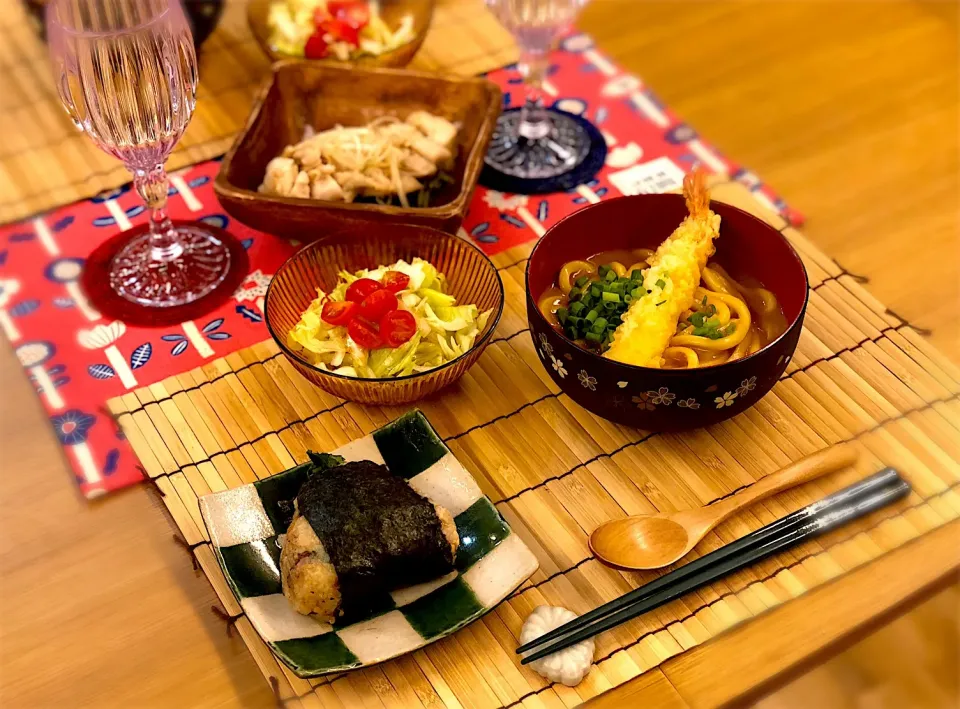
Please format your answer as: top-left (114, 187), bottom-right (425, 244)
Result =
top-left (0, 33), bottom-right (802, 499)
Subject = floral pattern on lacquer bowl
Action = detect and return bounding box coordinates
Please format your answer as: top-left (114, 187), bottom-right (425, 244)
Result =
top-left (525, 193), bottom-right (809, 432)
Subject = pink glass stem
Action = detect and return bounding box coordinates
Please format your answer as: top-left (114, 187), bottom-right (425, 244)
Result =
top-left (133, 165), bottom-right (184, 262)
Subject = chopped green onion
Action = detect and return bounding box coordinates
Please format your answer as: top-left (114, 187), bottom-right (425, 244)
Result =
top-left (552, 270), bottom-right (651, 352)
top-left (655, 278), bottom-right (666, 289)
top-left (701, 295), bottom-right (708, 306)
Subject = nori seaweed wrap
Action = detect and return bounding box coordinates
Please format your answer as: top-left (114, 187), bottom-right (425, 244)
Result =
top-left (280, 460), bottom-right (459, 621)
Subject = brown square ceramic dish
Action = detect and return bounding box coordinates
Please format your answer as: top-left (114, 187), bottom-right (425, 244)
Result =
top-left (214, 61), bottom-right (501, 239)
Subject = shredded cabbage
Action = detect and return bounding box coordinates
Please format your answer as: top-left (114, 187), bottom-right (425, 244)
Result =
top-left (287, 257), bottom-right (493, 379)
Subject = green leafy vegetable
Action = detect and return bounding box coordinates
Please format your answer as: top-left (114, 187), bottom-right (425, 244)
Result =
top-left (306, 451), bottom-right (346, 472)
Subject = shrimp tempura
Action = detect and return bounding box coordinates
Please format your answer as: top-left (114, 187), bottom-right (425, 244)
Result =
top-left (604, 170), bottom-right (721, 368)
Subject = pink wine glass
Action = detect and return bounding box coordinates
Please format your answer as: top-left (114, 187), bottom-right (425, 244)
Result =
top-left (47, 0), bottom-right (233, 308)
top-left (484, 0), bottom-right (591, 181)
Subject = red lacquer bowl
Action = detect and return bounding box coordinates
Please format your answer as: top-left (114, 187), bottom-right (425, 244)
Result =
top-left (526, 195), bottom-right (808, 431)
top-left (265, 224), bottom-right (504, 405)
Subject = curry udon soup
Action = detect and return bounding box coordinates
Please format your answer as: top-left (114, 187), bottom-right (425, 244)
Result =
top-left (538, 249), bottom-right (788, 370)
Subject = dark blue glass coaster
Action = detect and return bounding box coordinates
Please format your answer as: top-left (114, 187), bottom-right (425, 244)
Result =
top-left (480, 107), bottom-right (607, 195)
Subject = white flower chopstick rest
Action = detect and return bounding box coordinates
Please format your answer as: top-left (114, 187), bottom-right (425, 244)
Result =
top-left (519, 605), bottom-right (595, 686)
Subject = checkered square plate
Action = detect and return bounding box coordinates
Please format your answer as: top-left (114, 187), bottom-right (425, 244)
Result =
top-left (198, 410), bottom-right (539, 677)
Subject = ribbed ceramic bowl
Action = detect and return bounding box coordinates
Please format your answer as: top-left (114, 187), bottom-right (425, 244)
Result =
top-left (265, 225), bottom-right (504, 404)
top-left (526, 194), bottom-right (809, 431)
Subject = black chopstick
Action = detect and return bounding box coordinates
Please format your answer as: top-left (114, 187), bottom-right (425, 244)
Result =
top-left (517, 467), bottom-right (902, 655)
top-left (518, 471), bottom-right (910, 664)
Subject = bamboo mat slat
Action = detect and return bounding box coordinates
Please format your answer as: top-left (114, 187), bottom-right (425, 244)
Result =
top-left (0, 0), bottom-right (518, 224)
top-left (108, 181), bottom-right (960, 708)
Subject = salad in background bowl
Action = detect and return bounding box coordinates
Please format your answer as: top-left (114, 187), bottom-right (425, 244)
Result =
top-left (248, 0), bottom-right (434, 67)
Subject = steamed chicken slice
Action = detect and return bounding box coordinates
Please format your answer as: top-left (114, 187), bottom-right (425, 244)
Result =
top-left (401, 152), bottom-right (438, 178)
top-left (306, 163), bottom-right (336, 182)
top-left (259, 156), bottom-right (298, 196)
top-left (338, 169), bottom-right (390, 195)
top-left (391, 172), bottom-right (423, 195)
top-left (380, 121), bottom-right (452, 168)
top-left (311, 175), bottom-right (344, 201)
top-left (290, 139), bottom-right (328, 169)
top-left (379, 122), bottom-right (421, 145)
top-left (406, 110), bottom-right (458, 150)
top-left (335, 170), bottom-right (387, 196)
top-left (408, 134), bottom-right (452, 169)
top-left (290, 170), bottom-right (311, 199)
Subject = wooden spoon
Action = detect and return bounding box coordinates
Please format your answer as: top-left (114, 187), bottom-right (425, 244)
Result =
top-left (589, 444), bottom-right (860, 570)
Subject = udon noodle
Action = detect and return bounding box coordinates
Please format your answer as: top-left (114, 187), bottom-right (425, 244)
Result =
top-left (539, 249), bottom-right (787, 369)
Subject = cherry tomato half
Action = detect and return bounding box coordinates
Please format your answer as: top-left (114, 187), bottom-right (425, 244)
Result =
top-left (319, 17), bottom-right (359, 46)
top-left (347, 317), bottom-right (381, 349)
top-left (380, 310), bottom-right (417, 347)
top-left (345, 278), bottom-right (382, 303)
top-left (304, 32), bottom-right (330, 59)
top-left (358, 288), bottom-right (398, 322)
top-left (328, 0), bottom-right (371, 29)
top-left (320, 300), bottom-right (357, 325)
top-left (380, 270), bottom-right (411, 293)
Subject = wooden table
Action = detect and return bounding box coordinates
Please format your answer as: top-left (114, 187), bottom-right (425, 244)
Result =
top-left (1, 2), bottom-right (956, 707)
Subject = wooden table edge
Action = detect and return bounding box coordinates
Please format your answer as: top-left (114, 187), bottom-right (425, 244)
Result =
top-left (585, 519), bottom-right (960, 709)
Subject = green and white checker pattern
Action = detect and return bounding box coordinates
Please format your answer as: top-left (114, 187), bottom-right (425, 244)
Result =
top-left (199, 410), bottom-right (539, 677)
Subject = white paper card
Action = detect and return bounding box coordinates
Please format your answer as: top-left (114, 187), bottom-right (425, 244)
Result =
top-left (608, 156), bottom-right (686, 197)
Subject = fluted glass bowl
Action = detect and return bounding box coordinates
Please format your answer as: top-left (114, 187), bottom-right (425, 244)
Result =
top-left (248, 0), bottom-right (434, 68)
top-left (264, 224), bottom-right (504, 404)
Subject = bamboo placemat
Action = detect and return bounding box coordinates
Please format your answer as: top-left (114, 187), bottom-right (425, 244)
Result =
top-left (107, 180), bottom-right (960, 708)
top-left (0, 0), bottom-right (517, 225)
